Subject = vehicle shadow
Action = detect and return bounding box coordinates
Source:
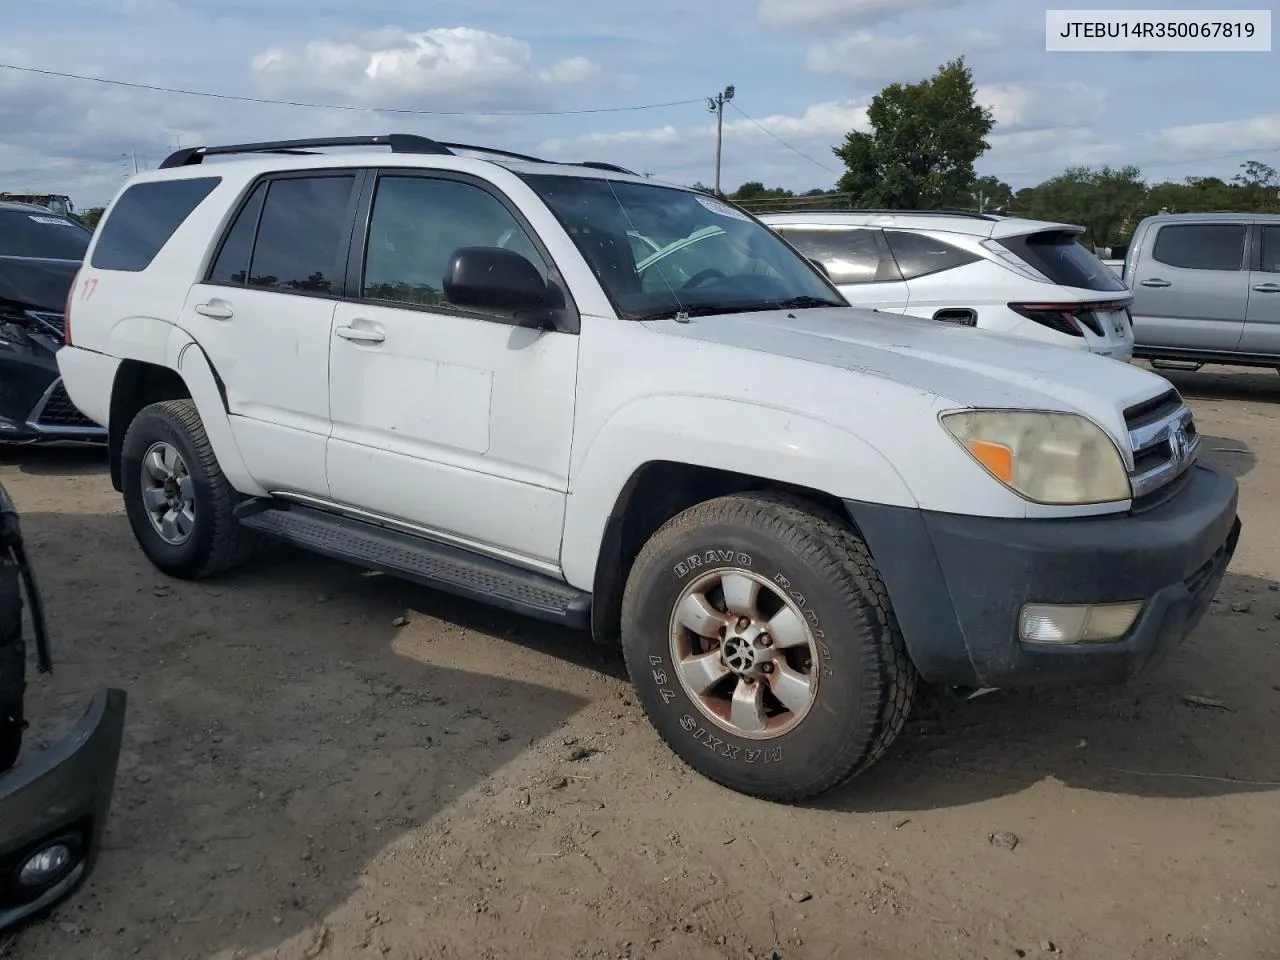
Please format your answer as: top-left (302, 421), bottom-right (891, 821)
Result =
top-left (1198, 434), bottom-right (1256, 479)
top-left (7, 511), bottom-right (590, 960)
top-left (1149, 364), bottom-right (1280, 404)
top-left (815, 568), bottom-right (1280, 813)
top-left (0, 443), bottom-right (108, 477)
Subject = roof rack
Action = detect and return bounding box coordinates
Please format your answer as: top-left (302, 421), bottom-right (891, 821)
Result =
top-left (776, 208), bottom-right (1001, 221)
top-left (158, 133), bottom-right (641, 177)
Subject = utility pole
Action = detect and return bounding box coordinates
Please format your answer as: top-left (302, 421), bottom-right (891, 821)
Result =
top-left (706, 85), bottom-right (735, 196)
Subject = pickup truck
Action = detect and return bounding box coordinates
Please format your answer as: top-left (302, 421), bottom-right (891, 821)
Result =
top-left (55, 134), bottom-right (1241, 802)
top-left (1125, 212), bottom-right (1280, 372)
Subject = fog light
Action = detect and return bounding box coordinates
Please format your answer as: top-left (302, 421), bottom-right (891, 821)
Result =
top-left (17, 843), bottom-right (74, 888)
top-left (1019, 601), bottom-right (1143, 644)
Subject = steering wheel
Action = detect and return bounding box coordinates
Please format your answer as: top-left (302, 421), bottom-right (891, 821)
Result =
top-left (681, 268), bottom-right (726, 290)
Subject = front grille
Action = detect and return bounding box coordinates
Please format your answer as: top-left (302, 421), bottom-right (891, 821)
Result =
top-left (35, 381), bottom-right (97, 428)
top-left (1123, 390), bottom-right (1199, 502)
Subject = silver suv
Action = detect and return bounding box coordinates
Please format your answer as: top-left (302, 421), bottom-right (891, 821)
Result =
top-left (1125, 212), bottom-right (1280, 372)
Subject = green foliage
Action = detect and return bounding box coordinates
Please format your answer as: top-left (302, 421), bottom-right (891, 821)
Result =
top-left (1013, 166), bottom-right (1146, 247)
top-left (731, 182), bottom-right (795, 201)
top-left (833, 57), bottom-right (994, 209)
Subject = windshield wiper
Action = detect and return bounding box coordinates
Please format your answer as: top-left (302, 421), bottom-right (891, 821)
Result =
top-left (630, 302), bottom-right (770, 322)
top-left (770, 295), bottom-right (845, 310)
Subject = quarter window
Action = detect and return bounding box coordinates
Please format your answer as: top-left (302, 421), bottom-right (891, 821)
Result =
top-left (362, 176), bottom-right (548, 313)
top-left (1151, 224), bottom-right (1246, 271)
top-left (883, 231), bottom-right (979, 281)
top-left (90, 177), bottom-right (221, 272)
top-left (246, 175), bottom-right (356, 295)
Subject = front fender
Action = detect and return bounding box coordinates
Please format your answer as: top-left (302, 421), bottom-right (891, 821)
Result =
top-left (559, 394), bottom-right (918, 589)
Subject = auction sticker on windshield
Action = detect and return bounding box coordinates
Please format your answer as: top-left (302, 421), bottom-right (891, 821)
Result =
top-left (28, 215), bottom-right (77, 226)
top-left (695, 195), bottom-right (751, 222)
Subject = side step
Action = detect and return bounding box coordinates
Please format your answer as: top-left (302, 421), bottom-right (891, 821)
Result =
top-left (235, 500), bottom-right (591, 630)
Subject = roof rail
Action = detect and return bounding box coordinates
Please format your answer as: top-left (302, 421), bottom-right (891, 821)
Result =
top-left (775, 208), bottom-right (1000, 221)
top-left (159, 134), bottom-right (451, 168)
top-left (158, 133), bottom-right (641, 178)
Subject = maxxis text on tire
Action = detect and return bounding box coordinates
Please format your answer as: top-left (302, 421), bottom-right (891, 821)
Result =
top-left (621, 491), bottom-right (917, 802)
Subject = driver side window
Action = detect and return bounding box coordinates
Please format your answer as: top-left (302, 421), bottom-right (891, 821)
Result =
top-left (362, 175), bottom-right (549, 313)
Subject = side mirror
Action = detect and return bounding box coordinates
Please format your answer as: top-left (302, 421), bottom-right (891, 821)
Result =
top-left (443, 247), bottom-right (552, 316)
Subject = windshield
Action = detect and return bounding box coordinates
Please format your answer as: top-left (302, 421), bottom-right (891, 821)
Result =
top-left (519, 175), bottom-right (844, 320)
top-left (0, 210), bottom-right (92, 260)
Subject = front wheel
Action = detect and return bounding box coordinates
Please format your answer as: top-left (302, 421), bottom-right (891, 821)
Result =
top-left (621, 492), bottom-right (917, 802)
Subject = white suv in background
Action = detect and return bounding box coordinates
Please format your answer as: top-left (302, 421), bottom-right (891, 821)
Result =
top-left (760, 211), bottom-right (1136, 361)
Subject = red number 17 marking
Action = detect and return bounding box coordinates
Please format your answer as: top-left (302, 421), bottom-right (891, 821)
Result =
top-left (80, 277), bottom-right (97, 300)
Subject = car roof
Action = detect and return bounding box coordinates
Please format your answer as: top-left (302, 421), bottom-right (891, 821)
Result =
top-left (757, 210), bottom-right (1083, 240)
top-left (1139, 211), bottom-right (1279, 223)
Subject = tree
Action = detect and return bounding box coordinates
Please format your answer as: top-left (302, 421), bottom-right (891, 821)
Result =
top-left (971, 175), bottom-right (1013, 212)
top-left (1014, 165), bottom-right (1146, 247)
top-left (731, 181), bottom-right (795, 201)
top-left (77, 207), bottom-right (105, 229)
top-left (687, 181), bottom-right (718, 196)
top-left (1232, 160), bottom-right (1278, 188)
top-left (832, 57), bottom-right (995, 209)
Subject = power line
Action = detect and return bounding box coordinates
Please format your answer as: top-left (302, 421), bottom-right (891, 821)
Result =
top-left (726, 101), bottom-right (837, 175)
top-left (0, 62), bottom-right (706, 117)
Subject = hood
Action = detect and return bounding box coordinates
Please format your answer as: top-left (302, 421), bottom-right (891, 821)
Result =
top-left (0, 256), bottom-right (79, 313)
top-left (643, 306), bottom-right (1172, 446)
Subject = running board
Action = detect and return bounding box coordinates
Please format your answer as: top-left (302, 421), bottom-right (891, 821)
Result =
top-left (234, 500), bottom-right (591, 629)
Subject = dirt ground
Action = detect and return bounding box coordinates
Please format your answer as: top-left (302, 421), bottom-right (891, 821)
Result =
top-left (2, 365), bottom-right (1278, 960)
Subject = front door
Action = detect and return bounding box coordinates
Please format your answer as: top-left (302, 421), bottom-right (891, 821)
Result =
top-left (1239, 223), bottom-right (1280, 357)
top-left (1129, 221), bottom-right (1249, 352)
top-left (326, 171), bottom-right (579, 569)
top-left (179, 171), bottom-right (360, 496)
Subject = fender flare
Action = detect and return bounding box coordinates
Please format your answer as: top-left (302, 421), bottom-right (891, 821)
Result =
top-left (559, 393), bottom-right (918, 590)
top-left (108, 319), bottom-right (266, 498)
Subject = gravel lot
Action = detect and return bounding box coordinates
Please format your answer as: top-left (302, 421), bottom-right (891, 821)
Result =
top-left (2, 366), bottom-right (1278, 960)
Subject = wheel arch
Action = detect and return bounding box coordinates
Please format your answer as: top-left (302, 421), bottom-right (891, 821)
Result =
top-left (105, 323), bottom-right (264, 497)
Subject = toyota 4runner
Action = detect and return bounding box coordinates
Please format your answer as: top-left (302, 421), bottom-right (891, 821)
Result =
top-left (56, 135), bottom-right (1241, 802)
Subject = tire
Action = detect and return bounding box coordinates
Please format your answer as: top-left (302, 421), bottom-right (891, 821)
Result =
top-left (120, 399), bottom-right (256, 580)
top-left (621, 491), bottom-right (917, 802)
top-left (0, 559), bottom-right (24, 772)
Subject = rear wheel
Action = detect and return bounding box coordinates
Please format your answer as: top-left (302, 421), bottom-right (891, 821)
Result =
top-left (121, 400), bottom-right (256, 580)
top-left (621, 491), bottom-right (917, 802)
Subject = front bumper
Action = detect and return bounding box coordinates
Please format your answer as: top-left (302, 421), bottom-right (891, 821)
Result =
top-left (846, 463), bottom-right (1240, 688)
top-left (0, 377), bottom-right (105, 444)
top-left (0, 689), bottom-right (126, 931)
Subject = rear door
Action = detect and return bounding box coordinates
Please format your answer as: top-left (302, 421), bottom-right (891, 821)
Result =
top-left (1239, 222), bottom-right (1280, 357)
top-left (882, 229), bottom-right (994, 327)
top-left (771, 225), bottom-right (908, 311)
top-left (1128, 221), bottom-right (1249, 351)
top-left (179, 170), bottom-right (361, 496)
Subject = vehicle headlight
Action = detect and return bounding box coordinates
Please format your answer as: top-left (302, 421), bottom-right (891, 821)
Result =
top-left (940, 409), bottom-right (1131, 505)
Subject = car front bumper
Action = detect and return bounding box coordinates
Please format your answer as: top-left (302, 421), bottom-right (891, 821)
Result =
top-left (846, 463), bottom-right (1240, 688)
top-left (0, 688), bottom-right (126, 931)
top-left (0, 376), bottom-right (106, 444)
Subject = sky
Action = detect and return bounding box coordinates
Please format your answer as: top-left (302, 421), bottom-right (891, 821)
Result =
top-left (0, 0), bottom-right (1276, 208)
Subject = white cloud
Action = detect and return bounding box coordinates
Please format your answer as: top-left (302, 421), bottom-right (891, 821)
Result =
top-left (251, 27), bottom-right (601, 110)
top-left (977, 82), bottom-right (1107, 132)
top-left (759, 0), bottom-right (965, 31)
top-left (1147, 113), bottom-right (1280, 154)
top-left (805, 29), bottom-right (1000, 81)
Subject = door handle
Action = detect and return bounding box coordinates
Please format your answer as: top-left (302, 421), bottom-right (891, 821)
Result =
top-left (194, 300), bottom-right (233, 320)
top-left (335, 324), bottom-right (385, 344)
top-left (1252, 282), bottom-right (1280, 293)
top-left (1139, 279), bottom-right (1172, 288)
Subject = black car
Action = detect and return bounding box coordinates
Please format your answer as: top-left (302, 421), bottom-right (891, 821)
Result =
top-left (0, 203), bottom-right (104, 443)
top-left (1, 479), bottom-right (125, 930)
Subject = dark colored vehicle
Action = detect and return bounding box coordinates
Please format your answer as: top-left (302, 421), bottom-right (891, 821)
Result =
top-left (0, 202), bottom-right (104, 443)
top-left (1, 480), bottom-right (125, 931)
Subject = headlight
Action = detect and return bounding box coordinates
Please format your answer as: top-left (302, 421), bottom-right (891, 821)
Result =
top-left (940, 409), bottom-right (1130, 505)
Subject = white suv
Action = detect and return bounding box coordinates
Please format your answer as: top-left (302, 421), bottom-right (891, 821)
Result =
top-left (57, 135), bottom-right (1239, 802)
top-left (760, 211), bottom-right (1136, 361)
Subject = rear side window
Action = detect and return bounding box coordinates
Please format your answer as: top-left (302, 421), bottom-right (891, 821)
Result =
top-left (1151, 223), bottom-right (1246, 271)
top-left (996, 230), bottom-right (1127, 291)
top-left (884, 231), bottom-right (980, 281)
top-left (1260, 226), bottom-right (1280, 274)
top-left (775, 227), bottom-right (890, 284)
top-left (90, 177), bottom-right (221, 272)
top-left (244, 175), bottom-right (355, 295)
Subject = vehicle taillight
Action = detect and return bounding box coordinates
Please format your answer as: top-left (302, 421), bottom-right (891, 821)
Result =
top-left (1008, 302), bottom-right (1106, 338)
